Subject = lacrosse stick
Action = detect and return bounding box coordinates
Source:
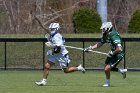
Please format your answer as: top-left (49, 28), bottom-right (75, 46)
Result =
top-left (34, 16), bottom-right (49, 32)
top-left (34, 16), bottom-right (50, 41)
top-left (65, 45), bottom-right (108, 56)
top-left (65, 45), bottom-right (84, 51)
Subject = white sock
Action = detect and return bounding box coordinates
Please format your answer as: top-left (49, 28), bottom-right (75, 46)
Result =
top-left (77, 65), bottom-right (82, 70)
top-left (106, 79), bottom-right (110, 84)
top-left (118, 68), bottom-right (127, 73)
top-left (43, 78), bottom-right (47, 82)
top-left (118, 68), bottom-right (122, 73)
top-left (77, 67), bottom-right (80, 70)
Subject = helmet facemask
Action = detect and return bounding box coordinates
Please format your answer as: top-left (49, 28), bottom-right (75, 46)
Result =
top-left (49, 28), bottom-right (57, 35)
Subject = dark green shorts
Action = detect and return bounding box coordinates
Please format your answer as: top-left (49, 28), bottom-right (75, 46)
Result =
top-left (105, 54), bottom-right (124, 67)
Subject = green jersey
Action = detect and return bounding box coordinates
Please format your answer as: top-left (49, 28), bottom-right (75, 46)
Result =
top-left (100, 28), bottom-right (124, 66)
top-left (101, 29), bottom-right (124, 55)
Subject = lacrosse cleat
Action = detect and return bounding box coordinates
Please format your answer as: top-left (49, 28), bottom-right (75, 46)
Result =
top-left (77, 64), bottom-right (86, 73)
top-left (119, 69), bottom-right (127, 79)
top-left (103, 80), bottom-right (110, 87)
top-left (35, 80), bottom-right (47, 86)
top-left (103, 83), bottom-right (110, 87)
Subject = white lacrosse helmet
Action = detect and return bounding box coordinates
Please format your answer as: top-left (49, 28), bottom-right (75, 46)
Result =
top-left (100, 22), bottom-right (113, 33)
top-left (49, 23), bottom-right (60, 31)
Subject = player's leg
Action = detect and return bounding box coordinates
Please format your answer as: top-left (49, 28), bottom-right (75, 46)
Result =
top-left (104, 64), bottom-right (111, 80)
top-left (63, 67), bottom-right (78, 73)
top-left (35, 61), bottom-right (54, 86)
top-left (58, 54), bottom-right (85, 73)
top-left (103, 57), bottom-right (112, 87)
top-left (63, 64), bottom-right (85, 73)
top-left (35, 55), bottom-right (56, 86)
top-left (43, 61), bottom-right (55, 79)
top-left (110, 55), bottom-right (127, 79)
top-left (103, 64), bottom-right (111, 87)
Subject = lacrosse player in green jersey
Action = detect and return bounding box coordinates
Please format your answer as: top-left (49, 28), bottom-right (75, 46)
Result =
top-left (84, 22), bottom-right (127, 87)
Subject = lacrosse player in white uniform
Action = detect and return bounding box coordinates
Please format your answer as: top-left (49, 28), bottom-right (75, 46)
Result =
top-left (35, 22), bottom-right (85, 86)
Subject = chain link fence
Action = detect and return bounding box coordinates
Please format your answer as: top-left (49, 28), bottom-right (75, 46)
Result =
top-left (0, 38), bottom-right (140, 71)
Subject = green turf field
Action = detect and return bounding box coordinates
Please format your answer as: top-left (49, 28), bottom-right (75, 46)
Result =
top-left (0, 71), bottom-right (140, 93)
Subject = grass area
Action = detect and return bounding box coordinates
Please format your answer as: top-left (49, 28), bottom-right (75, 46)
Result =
top-left (0, 71), bottom-right (140, 93)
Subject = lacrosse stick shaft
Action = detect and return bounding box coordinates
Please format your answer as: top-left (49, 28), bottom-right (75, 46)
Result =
top-left (65, 45), bottom-right (84, 51)
top-left (88, 50), bottom-right (108, 56)
top-left (34, 16), bottom-right (48, 31)
top-left (65, 45), bottom-right (108, 56)
top-left (34, 16), bottom-right (50, 41)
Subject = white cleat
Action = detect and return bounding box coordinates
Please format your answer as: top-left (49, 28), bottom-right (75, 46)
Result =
top-left (77, 64), bottom-right (86, 73)
top-left (119, 69), bottom-right (127, 79)
top-left (103, 80), bottom-right (110, 87)
top-left (35, 80), bottom-right (47, 86)
top-left (103, 83), bottom-right (110, 87)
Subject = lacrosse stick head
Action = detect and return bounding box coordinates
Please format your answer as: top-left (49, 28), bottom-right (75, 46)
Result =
top-left (49, 23), bottom-right (60, 35)
top-left (44, 33), bottom-right (50, 41)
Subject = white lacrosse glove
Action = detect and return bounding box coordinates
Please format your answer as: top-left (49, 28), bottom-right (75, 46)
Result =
top-left (107, 51), bottom-right (113, 57)
top-left (45, 42), bottom-right (55, 47)
top-left (84, 46), bottom-right (93, 52)
top-left (47, 50), bottom-right (53, 56)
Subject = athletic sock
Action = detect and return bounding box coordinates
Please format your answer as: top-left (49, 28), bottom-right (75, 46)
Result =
top-left (77, 67), bottom-right (81, 70)
top-left (105, 79), bottom-right (110, 84)
top-left (43, 78), bottom-right (47, 82)
top-left (118, 68), bottom-right (127, 73)
top-left (77, 65), bottom-right (82, 70)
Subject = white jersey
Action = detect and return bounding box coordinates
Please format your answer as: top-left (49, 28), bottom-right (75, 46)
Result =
top-left (50, 32), bottom-right (68, 55)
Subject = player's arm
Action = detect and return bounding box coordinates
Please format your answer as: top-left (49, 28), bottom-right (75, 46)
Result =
top-left (89, 42), bottom-right (103, 50)
top-left (84, 42), bottom-right (103, 52)
top-left (112, 44), bottom-right (123, 56)
top-left (51, 36), bottom-right (63, 53)
top-left (45, 42), bottom-right (61, 54)
top-left (108, 35), bottom-right (123, 57)
top-left (45, 36), bottom-right (62, 53)
top-left (92, 42), bottom-right (103, 49)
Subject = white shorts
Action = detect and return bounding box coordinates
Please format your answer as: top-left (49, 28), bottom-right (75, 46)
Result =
top-left (48, 54), bottom-right (70, 68)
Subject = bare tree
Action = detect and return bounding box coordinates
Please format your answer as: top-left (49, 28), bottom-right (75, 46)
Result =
top-left (0, 0), bottom-right (140, 34)
top-left (108, 0), bottom-right (140, 33)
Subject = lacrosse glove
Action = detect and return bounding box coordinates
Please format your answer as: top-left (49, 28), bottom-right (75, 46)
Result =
top-left (107, 51), bottom-right (113, 57)
top-left (84, 46), bottom-right (93, 52)
top-left (47, 50), bottom-right (53, 56)
top-left (45, 42), bottom-right (55, 47)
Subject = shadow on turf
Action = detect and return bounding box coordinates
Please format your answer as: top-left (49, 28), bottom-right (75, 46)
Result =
top-left (36, 84), bottom-right (117, 87)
